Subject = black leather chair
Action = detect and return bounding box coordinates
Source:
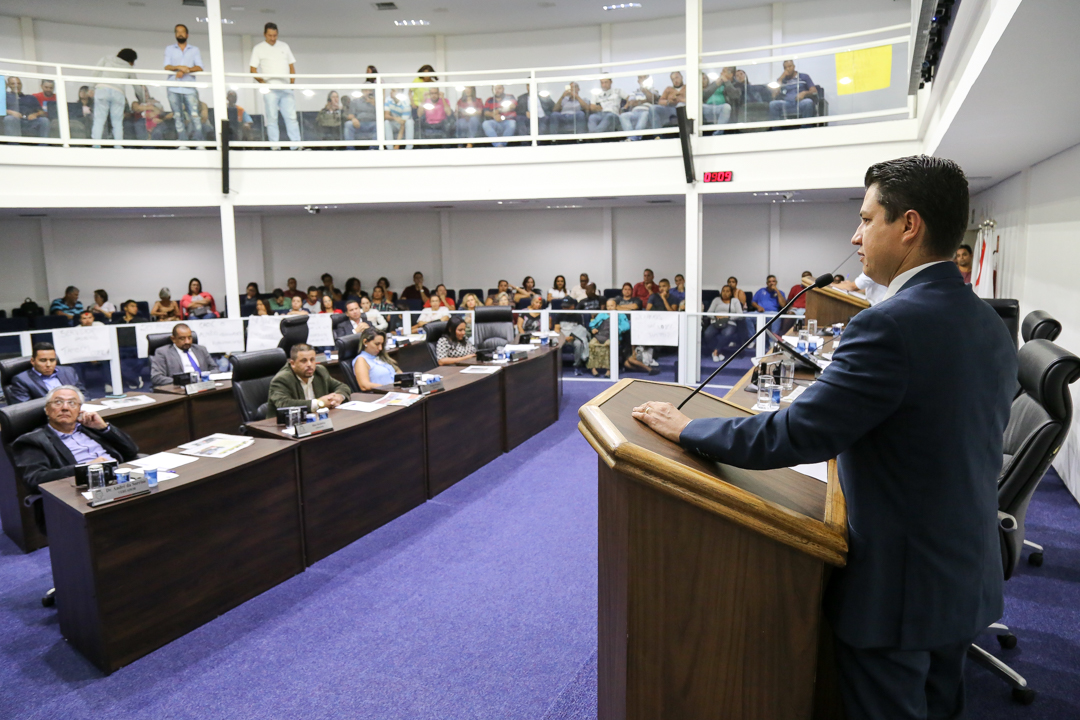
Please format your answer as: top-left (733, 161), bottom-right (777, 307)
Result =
top-left (1021, 310), bottom-right (1061, 343)
top-left (330, 313), bottom-right (352, 338)
top-left (968, 339), bottom-right (1080, 705)
top-left (459, 288), bottom-right (483, 305)
top-left (473, 307), bottom-right (516, 351)
top-left (0, 317), bottom-right (29, 333)
top-left (422, 320), bottom-right (449, 367)
top-left (229, 348), bottom-right (287, 426)
top-left (30, 315), bottom-right (73, 330)
top-left (985, 299), bottom-right (1020, 348)
top-left (146, 331), bottom-right (200, 359)
top-left (335, 333), bottom-right (364, 393)
top-left (277, 315), bottom-right (309, 357)
top-left (1, 356), bottom-right (32, 405)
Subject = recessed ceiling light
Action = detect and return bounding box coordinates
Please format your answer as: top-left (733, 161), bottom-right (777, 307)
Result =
top-left (394, 19), bottom-right (430, 26)
top-left (603, 3), bottom-right (641, 9)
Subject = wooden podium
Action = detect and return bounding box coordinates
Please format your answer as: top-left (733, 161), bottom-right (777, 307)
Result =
top-left (579, 379), bottom-right (848, 720)
top-left (803, 278), bottom-right (870, 327)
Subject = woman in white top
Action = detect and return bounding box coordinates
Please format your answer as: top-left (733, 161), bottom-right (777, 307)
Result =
top-left (411, 293), bottom-right (450, 332)
top-left (358, 296), bottom-right (388, 331)
top-left (547, 275), bottom-right (568, 302)
top-left (703, 284), bottom-right (744, 362)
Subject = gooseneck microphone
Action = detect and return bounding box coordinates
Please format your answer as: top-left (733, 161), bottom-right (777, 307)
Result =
top-left (676, 273), bottom-right (834, 410)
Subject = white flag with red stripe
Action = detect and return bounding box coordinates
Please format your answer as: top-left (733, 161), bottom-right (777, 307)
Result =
top-left (972, 225), bottom-right (996, 298)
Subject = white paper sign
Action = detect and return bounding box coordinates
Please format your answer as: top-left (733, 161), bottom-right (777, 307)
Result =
top-left (52, 326), bottom-right (112, 364)
top-left (630, 312), bottom-right (679, 346)
top-left (185, 319), bottom-right (246, 354)
top-left (306, 314), bottom-right (334, 347)
top-left (246, 315), bottom-right (284, 351)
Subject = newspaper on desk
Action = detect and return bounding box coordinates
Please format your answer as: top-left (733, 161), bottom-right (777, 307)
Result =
top-left (372, 392), bottom-right (422, 408)
top-left (100, 394), bottom-right (157, 409)
top-left (338, 400), bottom-right (383, 412)
top-left (461, 365), bottom-right (501, 374)
top-left (178, 433), bottom-right (254, 459)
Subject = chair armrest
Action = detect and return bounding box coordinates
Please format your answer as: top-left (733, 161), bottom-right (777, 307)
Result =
top-left (998, 510), bottom-right (1017, 533)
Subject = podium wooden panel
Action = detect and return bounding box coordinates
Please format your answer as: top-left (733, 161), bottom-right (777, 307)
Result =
top-left (803, 280), bottom-right (870, 328)
top-left (579, 379), bottom-right (848, 720)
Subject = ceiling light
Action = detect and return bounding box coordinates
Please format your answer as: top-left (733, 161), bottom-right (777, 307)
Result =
top-left (351, 90), bottom-right (362, 98)
top-left (302, 88), bottom-right (315, 97)
top-left (423, 102), bottom-right (435, 110)
top-left (707, 72), bottom-right (718, 81)
top-left (538, 90), bottom-right (550, 97)
top-left (394, 19), bottom-right (430, 26)
top-left (838, 76), bottom-right (852, 85)
top-left (641, 77), bottom-right (653, 88)
top-left (767, 81), bottom-right (780, 89)
top-left (465, 107), bottom-right (476, 115)
top-left (258, 85), bottom-right (270, 94)
top-left (455, 85), bottom-right (465, 92)
top-left (603, 3), bottom-right (642, 9)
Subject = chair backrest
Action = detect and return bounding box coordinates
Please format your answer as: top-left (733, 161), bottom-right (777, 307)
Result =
top-left (334, 333), bottom-right (364, 393)
top-left (1021, 310), bottom-right (1062, 343)
top-left (331, 313), bottom-right (352, 334)
top-left (31, 315), bottom-right (72, 330)
top-left (702, 289), bottom-right (721, 308)
top-left (228, 348), bottom-right (288, 423)
top-left (405, 298), bottom-right (424, 312)
top-left (147, 331), bottom-right (200, 358)
top-left (422, 320), bottom-right (449, 367)
top-left (984, 298), bottom-right (1020, 348)
top-left (473, 307), bottom-right (516, 350)
top-left (277, 315), bottom-right (309, 356)
top-left (0, 317), bottom-right (29, 333)
top-left (998, 339), bottom-right (1080, 579)
top-left (1, 357), bottom-right (33, 405)
top-left (393, 341), bottom-right (437, 373)
top-left (603, 288), bottom-right (622, 300)
top-left (0, 398), bottom-right (48, 449)
top-left (459, 288), bottom-right (483, 304)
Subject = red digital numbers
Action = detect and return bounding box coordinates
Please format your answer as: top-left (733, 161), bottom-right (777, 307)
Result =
top-left (703, 171), bottom-right (733, 183)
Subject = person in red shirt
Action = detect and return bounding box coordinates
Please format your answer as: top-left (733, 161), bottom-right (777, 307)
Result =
top-left (632, 268), bottom-right (658, 304)
top-left (788, 271), bottom-right (814, 310)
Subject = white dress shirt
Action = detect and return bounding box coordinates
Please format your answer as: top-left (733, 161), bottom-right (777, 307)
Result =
top-left (298, 374), bottom-right (321, 412)
top-left (174, 345), bottom-right (201, 373)
top-left (882, 261), bottom-right (953, 302)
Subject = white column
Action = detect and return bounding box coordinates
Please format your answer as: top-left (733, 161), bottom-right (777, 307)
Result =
top-left (685, 0), bottom-right (702, 133)
top-left (439, 210), bottom-right (451, 287)
top-left (19, 17), bottom-right (35, 62)
top-left (600, 23), bottom-right (612, 72)
top-left (769, 203), bottom-right (781, 277)
top-left (220, 199), bottom-right (240, 319)
top-left (681, 186), bottom-right (703, 386)
top-left (434, 35), bottom-right (446, 74)
top-left (602, 207), bottom-right (614, 291)
top-left (771, 2), bottom-right (784, 80)
top-left (239, 34), bottom-right (254, 111)
top-left (205, 0), bottom-right (230, 138)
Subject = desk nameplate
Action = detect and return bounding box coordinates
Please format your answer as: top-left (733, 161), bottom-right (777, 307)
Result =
top-left (295, 417), bottom-right (334, 438)
top-left (89, 477), bottom-right (151, 507)
top-left (184, 380), bottom-right (217, 395)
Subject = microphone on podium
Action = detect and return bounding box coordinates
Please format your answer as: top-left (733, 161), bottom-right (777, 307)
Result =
top-left (676, 272), bottom-right (834, 410)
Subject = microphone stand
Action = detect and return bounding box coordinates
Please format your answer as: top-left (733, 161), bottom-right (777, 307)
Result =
top-left (677, 277), bottom-right (831, 410)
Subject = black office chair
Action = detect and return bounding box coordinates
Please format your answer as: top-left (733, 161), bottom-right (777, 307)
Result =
top-left (1, 356), bottom-right (32, 405)
top-left (229, 348), bottom-right (288, 426)
top-left (30, 315), bottom-right (73, 330)
top-left (1021, 311), bottom-right (1061, 344)
top-left (277, 315), bottom-right (309, 357)
top-left (330, 313), bottom-right (352, 338)
top-left (146, 331), bottom-right (200, 359)
top-left (968, 339), bottom-right (1080, 704)
top-left (0, 317), bottom-right (29, 333)
top-left (473, 307), bottom-right (516, 350)
top-left (985, 299), bottom-right (1020, 349)
top-left (335, 333), bottom-right (364, 393)
top-left (405, 298), bottom-right (424, 312)
top-left (459, 288), bottom-right (483, 305)
top-left (422, 320), bottom-right (449, 366)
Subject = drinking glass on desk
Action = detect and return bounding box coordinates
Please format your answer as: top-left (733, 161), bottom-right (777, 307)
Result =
top-left (807, 319), bottom-right (818, 336)
top-left (797, 329), bottom-right (809, 353)
top-left (778, 359), bottom-right (795, 391)
top-left (758, 376), bottom-right (780, 410)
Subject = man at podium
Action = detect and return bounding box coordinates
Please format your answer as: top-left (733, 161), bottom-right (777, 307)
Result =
top-left (633, 156), bottom-right (1017, 720)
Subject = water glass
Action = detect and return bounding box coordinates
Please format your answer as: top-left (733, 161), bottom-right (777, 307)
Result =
top-left (87, 464), bottom-right (105, 490)
top-left (758, 376), bottom-right (780, 410)
top-left (145, 468), bottom-right (158, 488)
top-left (807, 319), bottom-right (818, 336)
top-left (778, 359), bottom-right (796, 391)
top-left (797, 329), bottom-right (809, 353)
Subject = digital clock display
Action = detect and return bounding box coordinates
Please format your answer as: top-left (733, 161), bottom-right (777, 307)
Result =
top-left (703, 171), bottom-right (733, 183)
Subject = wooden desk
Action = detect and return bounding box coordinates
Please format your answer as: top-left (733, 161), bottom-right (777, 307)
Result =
top-left (152, 381), bottom-right (244, 437)
top-left (246, 394), bottom-right (427, 564)
top-left (803, 281), bottom-right (870, 327)
top-left (40, 439), bottom-right (303, 674)
top-left (95, 392), bottom-right (191, 453)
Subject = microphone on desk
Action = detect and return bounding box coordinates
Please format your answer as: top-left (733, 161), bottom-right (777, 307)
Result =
top-left (676, 272), bottom-right (834, 410)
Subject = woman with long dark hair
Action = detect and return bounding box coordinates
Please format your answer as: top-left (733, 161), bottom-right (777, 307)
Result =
top-left (435, 316), bottom-right (476, 365)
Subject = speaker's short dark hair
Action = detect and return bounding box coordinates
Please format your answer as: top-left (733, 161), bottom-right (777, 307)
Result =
top-left (117, 48), bottom-right (137, 64)
top-left (175, 24), bottom-right (189, 33)
top-left (264, 22), bottom-right (278, 33)
top-left (864, 155), bottom-right (969, 258)
top-left (290, 343), bottom-right (314, 359)
top-left (32, 342), bottom-right (55, 358)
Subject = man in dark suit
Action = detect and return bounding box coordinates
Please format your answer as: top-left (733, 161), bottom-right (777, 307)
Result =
top-left (8, 342), bottom-right (87, 404)
top-left (633, 155), bottom-right (1017, 719)
top-left (266, 343), bottom-right (351, 419)
top-left (333, 299), bottom-right (370, 339)
top-left (150, 323), bottom-right (215, 386)
top-left (12, 385), bottom-right (139, 492)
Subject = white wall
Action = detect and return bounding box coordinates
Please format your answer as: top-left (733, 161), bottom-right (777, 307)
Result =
top-left (778, 201), bottom-right (863, 283)
top-left (973, 141), bottom-right (1080, 501)
top-left (0, 219), bottom-right (48, 312)
top-left (0, 15), bottom-right (22, 61)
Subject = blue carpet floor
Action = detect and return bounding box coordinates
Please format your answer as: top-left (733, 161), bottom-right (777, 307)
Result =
top-left (2, 378), bottom-right (1079, 719)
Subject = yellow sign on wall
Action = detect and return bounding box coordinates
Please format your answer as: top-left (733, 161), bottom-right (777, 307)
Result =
top-left (835, 45), bottom-right (892, 95)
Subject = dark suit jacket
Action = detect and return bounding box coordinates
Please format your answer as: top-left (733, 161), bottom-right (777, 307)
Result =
top-left (8, 366), bottom-right (87, 404)
top-left (12, 423), bottom-right (140, 491)
top-left (680, 262), bottom-right (1017, 649)
top-left (150, 343), bottom-right (215, 387)
top-left (265, 364), bottom-right (351, 419)
top-left (333, 317), bottom-right (366, 339)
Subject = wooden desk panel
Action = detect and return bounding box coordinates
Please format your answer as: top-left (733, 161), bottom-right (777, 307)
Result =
top-left (41, 439), bottom-right (302, 673)
top-left (95, 392), bottom-right (192, 452)
top-left (805, 285), bottom-right (869, 328)
top-left (423, 367), bottom-right (504, 497)
top-left (501, 347), bottom-right (560, 451)
top-left (153, 382), bottom-right (243, 438)
top-left (246, 395), bottom-right (427, 564)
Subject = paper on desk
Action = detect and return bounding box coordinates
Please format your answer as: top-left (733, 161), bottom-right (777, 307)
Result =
top-left (81, 403), bottom-right (107, 413)
top-left (209, 371), bottom-right (232, 381)
top-left (100, 394), bottom-right (156, 409)
top-left (373, 392), bottom-right (422, 407)
top-left (488, 358), bottom-right (509, 365)
top-left (128, 452), bottom-right (198, 470)
top-left (502, 344), bottom-right (535, 352)
top-left (338, 400), bottom-right (382, 412)
top-left (789, 463), bottom-right (829, 483)
top-left (782, 385), bottom-right (807, 403)
top-left (461, 365), bottom-right (501, 374)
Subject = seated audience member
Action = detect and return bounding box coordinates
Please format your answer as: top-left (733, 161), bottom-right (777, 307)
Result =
top-left (651, 71), bottom-right (686, 129)
top-left (618, 282), bottom-right (643, 311)
top-left (512, 276), bottom-right (541, 307)
top-left (50, 286), bottom-right (83, 321)
top-left (151, 287), bottom-right (182, 321)
top-left (646, 278), bottom-right (677, 312)
top-left (302, 286), bottom-right (321, 314)
top-left (587, 298), bottom-right (631, 377)
top-left (704, 284), bottom-right (744, 362)
top-left (68, 85), bottom-right (94, 139)
top-left (494, 292), bottom-right (512, 307)
top-left (181, 277), bottom-right (218, 319)
top-left (283, 277), bottom-right (304, 300)
top-left (412, 294), bottom-right (450, 332)
top-left (3, 76), bottom-right (49, 138)
top-left (320, 295), bottom-right (341, 314)
top-left (517, 295), bottom-right (546, 334)
top-left (268, 288), bottom-right (290, 314)
top-left (32, 79), bottom-right (60, 138)
top-left (376, 277), bottom-right (397, 304)
top-left (242, 282), bottom-right (260, 314)
top-left (320, 273), bottom-right (342, 302)
top-left (435, 316), bottom-right (476, 365)
top-left (558, 297), bottom-right (590, 375)
top-left (702, 68), bottom-right (734, 128)
top-left (410, 65), bottom-right (437, 108)
top-left (837, 272), bottom-right (888, 306)
top-left (632, 269), bottom-right (658, 304)
top-left (358, 296), bottom-right (388, 331)
top-left (670, 274), bottom-right (686, 308)
top-left (226, 90), bottom-right (254, 140)
top-left (253, 298), bottom-right (272, 316)
top-left (149, 323), bottom-right (215, 386)
top-left (352, 328), bottom-right (402, 391)
top-left (589, 77), bottom-right (626, 133)
top-left (485, 279), bottom-right (511, 306)
top-left (581, 283), bottom-right (602, 311)
top-left (751, 274), bottom-right (786, 313)
top-left (788, 271), bottom-right (815, 314)
top-left (401, 272), bottom-right (430, 302)
top-left (729, 69), bottom-right (762, 122)
top-left (955, 243), bottom-right (973, 283)
top-left (513, 87), bottom-right (553, 136)
top-left (315, 90), bottom-right (343, 140)
top-left (78, 310), bottom-right (102, 327)
top-left (482, 85), bottom-right (517, 146)
top-left (266, 343), bottom-right (350, 419)
top-left (335, 299), bottom-right (371, 338)
top-left (12, 386), bottom-right (139, 492)
top-left (455, 86), bottom-right (484, 144)
top-left (89, 289), bottom-right (117, 320)
top-left (569, 273), bottom-right (589, 302)
top-left (343, 277), bottom-right (366, 304)
top-left (425, 284), bottom-right (456, 309)
top-left (8, 342), bottom-right (87, 404)
top-left (621, 75), bottom-right (659, 139)
top-left (548, 275), bottom-right (568, 302)
top-left (832, 274), bottom-right (846, 284)
top-left (371, 285), bottom-right (395, 313)
top-left (418, 87), bottom-right (454, 139)
top-left (286, 295), bottom-right (307, 316)
top-left (550, 82), bottom-right (588, 134)
top-left (458, 292), bottom-right (483, 336)
top-left (343, 87), bottom-right (378, 147)
top-left (119, 298), bottom-right (148, 324)
top-left (384, 88), bottom-right (414, 150)
top-left (769, 60), bottom-right (817, 122)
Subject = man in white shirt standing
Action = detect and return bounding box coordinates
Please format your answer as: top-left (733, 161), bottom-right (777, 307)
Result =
top-left (164, 24), bottom-right (204, 145)
top-left (249, 22), bottom-right (300, 148)
top-left (588, 76), bottom-right (626, 133)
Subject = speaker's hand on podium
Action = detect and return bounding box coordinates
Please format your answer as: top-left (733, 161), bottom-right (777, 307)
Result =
top-left (632, 402), bottom-right (691, 444)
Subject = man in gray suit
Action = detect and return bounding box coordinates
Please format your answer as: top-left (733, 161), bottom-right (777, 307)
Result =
top-left (150, 323), bottom-right (215, 387)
